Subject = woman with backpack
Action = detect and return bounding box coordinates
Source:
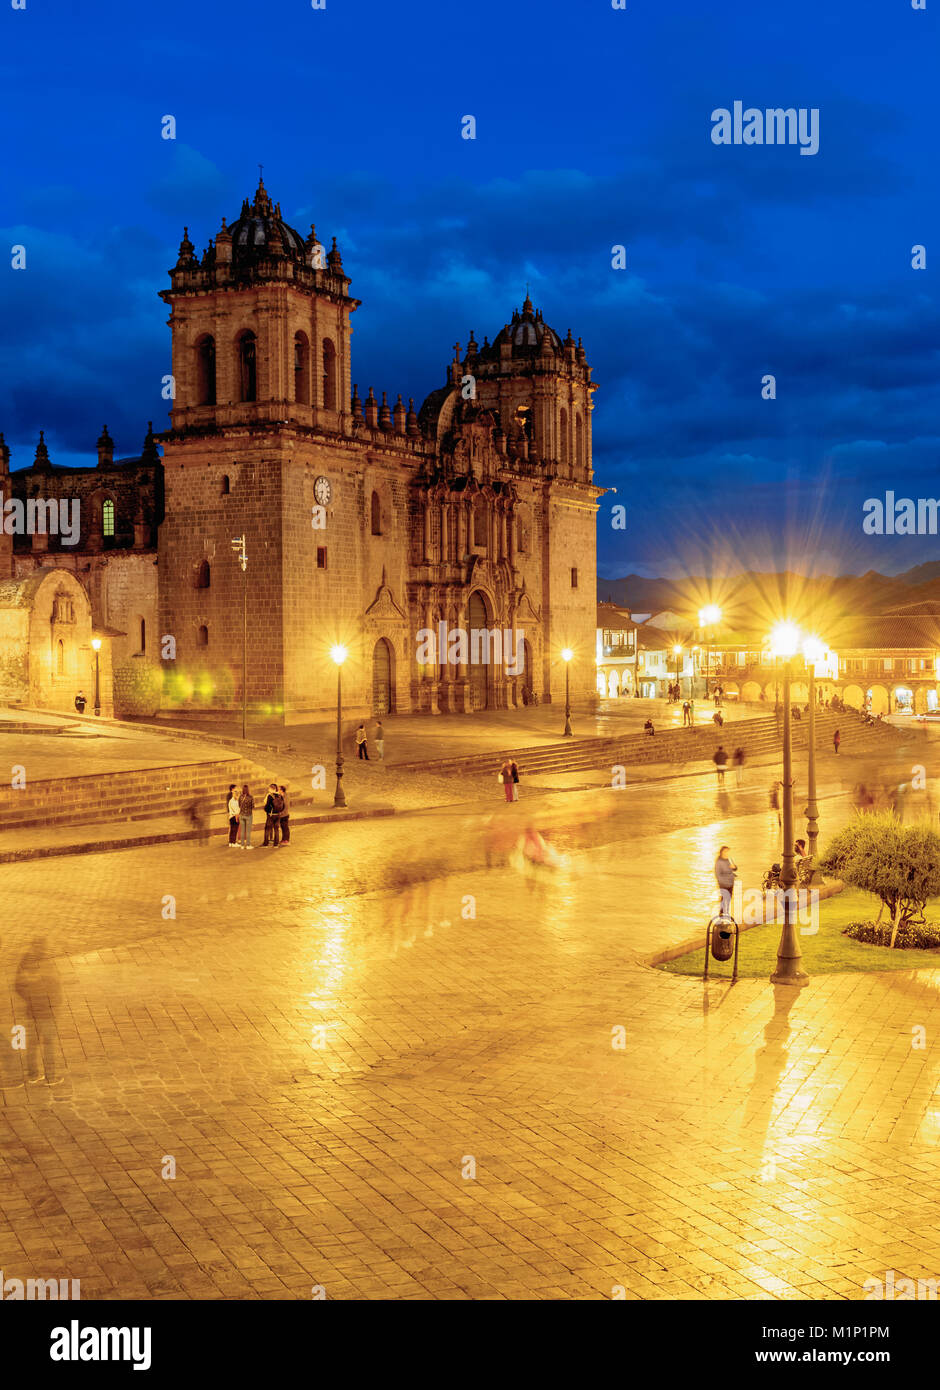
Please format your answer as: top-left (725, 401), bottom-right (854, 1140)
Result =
top-left (238, 785), bottom-right (254, 848)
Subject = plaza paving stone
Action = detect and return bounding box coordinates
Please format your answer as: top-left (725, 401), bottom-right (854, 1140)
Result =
top-left (0, 769), bottom-right (939, 1300)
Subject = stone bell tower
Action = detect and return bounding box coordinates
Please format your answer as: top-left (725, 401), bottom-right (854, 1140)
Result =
top-left (157, 176), bottom-right (361, 716)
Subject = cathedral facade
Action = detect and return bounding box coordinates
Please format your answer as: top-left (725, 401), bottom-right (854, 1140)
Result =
top-left (2, 178), bottom-right (601, 721)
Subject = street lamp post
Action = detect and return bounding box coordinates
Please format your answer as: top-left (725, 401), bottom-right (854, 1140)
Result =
top-left (231, 535), bottom-right (248, 740)
top-left (562, 648), bottom-right (573, 736)
top-left (331, 645), bottom-right (347, 808)
top-left (769, 623), bottom-right (808, 987)
top-left (698, 605), bottom-right (721, 699)
top-left (91, 638), bottom-right (102, 717)
top-left (802, 637), bottom-right (824, 881)
top-left (673, 645), bottom-right (682, 699)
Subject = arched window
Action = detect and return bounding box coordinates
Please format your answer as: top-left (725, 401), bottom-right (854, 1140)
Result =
top-left (197, 624), bottom-right (209, 647)
top-left (221, 474), bottom-right (230, 496)
top-left (139, 618), bottom-right (146, 653)
top-left (559, 407), bottom-right (568, 465)
top-left (575, 413), bottom-right (584, 470)
top-left (371, 490), bottom-right (382, 535)
top-left (102, 498), bottom-right (115, 537)
top-left (196, 559), bottom-right (210, 589)
top-left (196, 335), bottom-right (216, 406)
top-left (322, 338), bottom-right (336, 411)
top-left (237, 331), bottom-right (257, 403)
top-left (56, 639), bottom-right (64, 675)
top-left (294, 333), bottom-right (310, 405)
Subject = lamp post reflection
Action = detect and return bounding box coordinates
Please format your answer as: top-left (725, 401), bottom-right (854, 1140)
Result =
top-left (769, 622), bottom-right (808, 987)
top-left (331, 645), bottom-right (347, 808)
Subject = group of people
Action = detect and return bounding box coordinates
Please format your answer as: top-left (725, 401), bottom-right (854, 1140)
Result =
top-left (498, 760), bottom-right (521, 802)
top-left (226, 782), bottom-right (291, 848)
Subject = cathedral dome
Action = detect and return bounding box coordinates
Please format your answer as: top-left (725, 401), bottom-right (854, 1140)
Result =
top-left (483, 295), bottom-right (562, 358)
top-left (228, 176), bottom-right (306, 262)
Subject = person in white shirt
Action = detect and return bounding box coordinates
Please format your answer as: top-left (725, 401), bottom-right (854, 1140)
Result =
top-left (227, 784), bottom-right (240, 847)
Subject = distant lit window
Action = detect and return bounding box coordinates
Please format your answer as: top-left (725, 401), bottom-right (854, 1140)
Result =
top-left (102, 498), bottom-right (115, 537)
top-left (571, 567), bottom-right (578, 589)
top-left (317, 546), bottom-right (327, 569)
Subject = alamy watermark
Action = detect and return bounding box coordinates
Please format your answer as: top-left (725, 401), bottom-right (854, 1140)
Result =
top-left (416, 622), bottom-right (525, 677)
top-left (1, 494), bottom-right (79, 545)
top-left (711, 102), bottom-right (819, 156)
top-left (1, 1272), bottom-right (80, 1299)
top-left (863, 493), bottom-right (940, 535)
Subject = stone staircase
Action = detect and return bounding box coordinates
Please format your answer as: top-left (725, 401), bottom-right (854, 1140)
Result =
top-left (396, 709), bottom-right (911, 779)
top-left (0, 756), bottom-right (277, 832)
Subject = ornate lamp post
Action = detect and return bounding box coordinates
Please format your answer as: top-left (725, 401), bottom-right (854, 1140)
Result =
top-left (91, 638), bottom-right (102, 717)
top-left (673, 645), bottom-right (682, 698)
top-left (562, 648), bottom-right (573, 736)
top-left (802, 636), bottom-right (825, 881)
top-left (698, 605), bottom-right (721, 697)
top-left (769, 621), bottom-right (808, 987)
top-left (331, 645), bottom-right (348, 807)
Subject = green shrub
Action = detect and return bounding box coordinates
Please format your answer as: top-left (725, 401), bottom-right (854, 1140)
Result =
top-left (843, 919), bottom-right (940, 951)
top-left (821, 811), bottom-right (940, 945)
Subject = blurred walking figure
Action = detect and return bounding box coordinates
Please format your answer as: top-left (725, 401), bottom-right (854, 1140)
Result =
top-left (769, 779), bottom-right (782, 828)
top-left (375, 721), bottom-right (385, 760)
top-left (14, 937), bottom-right (63, 1086)
top-left (498, 759), bottom-right (514, 803)
top-left (278, 785), bottom-right (291, 844)
top-left (74, 690), bottom-right (87, 714)
top-left (712, 745), bottom-right (728, 784)
top-left (732, 746), bottom-right (745, 787)
top-left (833, 728), bottom-right (841, 754)
top-left (238, 784), bottom-right (254, 847)
top-left (356, 723), bottom-right (369, 759)
top-left (682, 701), bottom-right (692, 727)
top-left (227, 783), bottom-right (240, 846)
top-left (714, 845), bottom-right (737, 916)
top-left (509, 760), bottom-right (520, 801)
top-left (187, 793), bottom-right (210, 846)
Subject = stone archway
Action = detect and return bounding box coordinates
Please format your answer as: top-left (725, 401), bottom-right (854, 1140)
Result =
top-left (741, 680), bottom-right (761, 703)
top-left (468, 589), bottom-right (494, 711)
top-left (867, 685), bottom-right (890, 715)
top-left (372, 638), bottom-right (394, 715)
top-left (842, 684), bottom-right (864, 710)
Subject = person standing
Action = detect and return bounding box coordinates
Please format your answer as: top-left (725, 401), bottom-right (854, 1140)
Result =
top-left (714, 845), bottom-right (737, 917)
top-left (356, 723), bottom-right (369, 759)
top-left (74, 691), bottom-right (87, 714)
top-left (238, 784), bottom-right (254, 848)
top-left (278, 785), bottom-right (291, 844)
top-left (712, 745), bottom-right (728, 785)
top-left (510, 760), bottom-right (520, 801)
top-left (833, 728), bottom-right (841, 754)
top-left (769, 780), bottom-right (782, 828)
top-left (375, 721), bottom-right (385, 761)
top-left (732, 746), bottom-right (745, 787)
top-left (227, 784), bottom-right (240, 847)
top-left (263, 783), bottom-right (282, 847)
top-left (682, 700), bottom-right (691, 727)
top-left (499, 760), bottom-right (514, 803)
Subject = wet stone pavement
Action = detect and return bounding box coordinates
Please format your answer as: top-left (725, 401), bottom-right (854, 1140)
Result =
top-left (1, 771), bottom-right (939, 1300)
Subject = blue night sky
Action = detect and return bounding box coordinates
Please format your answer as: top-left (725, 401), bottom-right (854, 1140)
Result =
top-left (2, 0), bottom-right (937, 581)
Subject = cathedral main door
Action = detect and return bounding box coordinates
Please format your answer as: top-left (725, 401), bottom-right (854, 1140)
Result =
top-left (468, 590), bottom-right (490, 711)
top-left (372, 638), bottom-right (393, 714)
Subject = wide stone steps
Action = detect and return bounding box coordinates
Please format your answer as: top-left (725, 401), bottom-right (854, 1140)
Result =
top-left (0, 756), bottom-right (278, 831)
top-left (397, 711), bottom-right (906, 779)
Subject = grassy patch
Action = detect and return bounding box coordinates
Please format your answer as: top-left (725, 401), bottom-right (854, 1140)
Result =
top-left (657, 888), bottom-right (940, 978)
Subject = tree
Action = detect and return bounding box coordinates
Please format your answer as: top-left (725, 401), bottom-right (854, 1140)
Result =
top-left (820, 811), bottom-right (940, 947)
